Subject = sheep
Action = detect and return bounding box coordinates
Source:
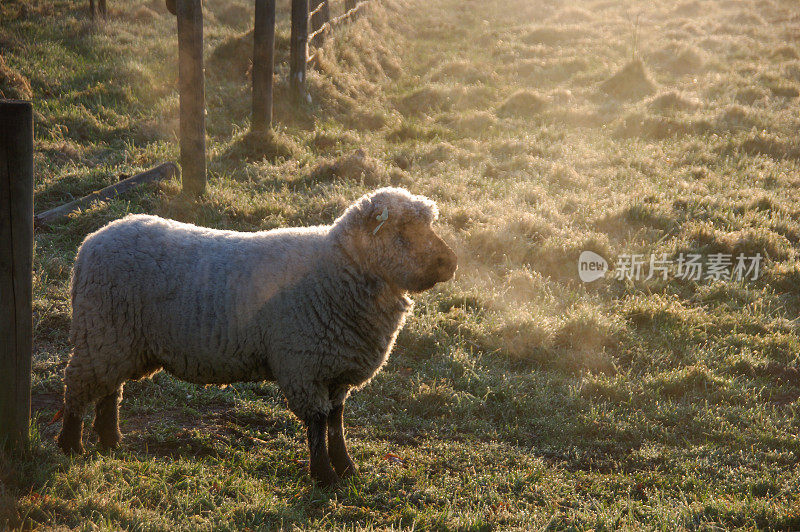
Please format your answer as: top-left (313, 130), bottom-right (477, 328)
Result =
top-left (56, 187), bottom-right (457, 485)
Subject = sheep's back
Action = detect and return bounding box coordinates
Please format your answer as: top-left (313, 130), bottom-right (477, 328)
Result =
top-left (70, 214), bottom-right (329, 383)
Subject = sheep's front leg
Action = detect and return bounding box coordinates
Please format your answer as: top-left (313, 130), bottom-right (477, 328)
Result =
top-left (328, 403), bottom-right (357, 478)
top-left (306, 412), bottom-right (339, 487)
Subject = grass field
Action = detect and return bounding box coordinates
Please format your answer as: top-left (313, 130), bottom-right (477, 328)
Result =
top-left (3, 0), bottom-right (800, 528)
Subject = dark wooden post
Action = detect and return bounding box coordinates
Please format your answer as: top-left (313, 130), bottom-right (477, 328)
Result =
top-left (252, 0), bottom-right (276, 132)
top-left (290, 0), bottom-right (309, 103)
top-left (0, 100), bottom-right (33, 451)
top-left (176, 0), bottom-right (206, 196)
top-left (309, 0), bottom-right (330, 48)
top-left (99, 0), bottom-right (107, 18)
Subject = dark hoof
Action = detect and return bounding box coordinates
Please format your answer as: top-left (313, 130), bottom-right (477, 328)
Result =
top-left (96, 430), bottom-right (122, 451)
top-left (311, 466), bottom-right (340, 487)
top-left (57, 413), bottom-right (85, 455)
top-left (56, 434), bottom-right (85, 455)
top-left (333, 459), bottom-right (358, 479)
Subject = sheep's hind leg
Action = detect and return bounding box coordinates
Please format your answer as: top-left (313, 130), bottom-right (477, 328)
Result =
top-left (327, 403), bottom-right (357, 478)
top-left (57, 354), bottom-right (100, 454)
top-left (307, 412), bottom-right (339, 487)
top-left (93, 386), bottom-right (123, 450)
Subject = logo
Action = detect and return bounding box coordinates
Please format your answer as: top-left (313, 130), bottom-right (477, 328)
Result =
top-left (578, 251), bottom-right (608, 283)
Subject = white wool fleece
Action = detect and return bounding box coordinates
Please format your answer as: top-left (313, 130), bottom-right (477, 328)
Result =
top-left (63, 187), bottom-right (438, 421)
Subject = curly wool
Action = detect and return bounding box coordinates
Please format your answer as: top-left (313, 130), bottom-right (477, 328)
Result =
top-left (63, 187), bottom-right (438, 421)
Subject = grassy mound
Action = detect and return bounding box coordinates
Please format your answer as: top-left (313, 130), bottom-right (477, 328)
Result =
top-left (307, 149), bottom-right (386, 186)
top-left (496, 90), bottom-right (546, 117)
top-left (224, 129), bottom-right (299, 163)
top-left (647, 90), bottom-right (701, 112)
top-left (599, 58), bottom-right (657, 100)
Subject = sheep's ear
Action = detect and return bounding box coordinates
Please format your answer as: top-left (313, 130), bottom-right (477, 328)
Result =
top-left (363, 201), bottom-right (391, 235)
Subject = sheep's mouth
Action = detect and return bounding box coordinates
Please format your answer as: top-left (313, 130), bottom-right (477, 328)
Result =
top-left (407, 274), bottom-right (440, 293)
top-left (408, 267), bottom-right (454, 292)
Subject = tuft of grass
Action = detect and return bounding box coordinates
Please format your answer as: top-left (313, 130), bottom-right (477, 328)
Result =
top-left (0, 53), bottom-right (31, 99)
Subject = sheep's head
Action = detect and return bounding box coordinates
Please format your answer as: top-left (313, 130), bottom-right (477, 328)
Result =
top-left (334, 187), bottom-right (457, 293)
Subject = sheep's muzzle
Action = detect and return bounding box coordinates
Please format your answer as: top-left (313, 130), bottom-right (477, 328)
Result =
top-left (413, 240), bottom-right (457, 292)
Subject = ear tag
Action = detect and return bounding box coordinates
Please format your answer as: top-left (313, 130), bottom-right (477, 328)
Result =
top-left (373, 207), bottom-right (389, 234)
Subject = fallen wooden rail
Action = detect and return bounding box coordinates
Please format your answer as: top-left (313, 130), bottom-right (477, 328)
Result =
top-left (34, 162), bottom-right (179, 227)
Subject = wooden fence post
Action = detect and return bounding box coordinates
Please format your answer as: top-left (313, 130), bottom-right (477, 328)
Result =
top-left (309, 0), bottom-right (330, 48)
top-left (289, 0), bottom-right (309, 103)
top-left (0, 100), bottom-right (33, 452)
top-left (176, 0), bottom-right (206, 196)
top-left (252, 0), bottom-right (276, 132)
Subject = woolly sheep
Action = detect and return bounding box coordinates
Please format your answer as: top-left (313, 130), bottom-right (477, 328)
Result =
top-left (57, 187), bottom-right (457, 485)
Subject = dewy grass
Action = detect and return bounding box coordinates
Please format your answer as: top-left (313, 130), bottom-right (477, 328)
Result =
top-left (3, 0), bottom-right (800, 528)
